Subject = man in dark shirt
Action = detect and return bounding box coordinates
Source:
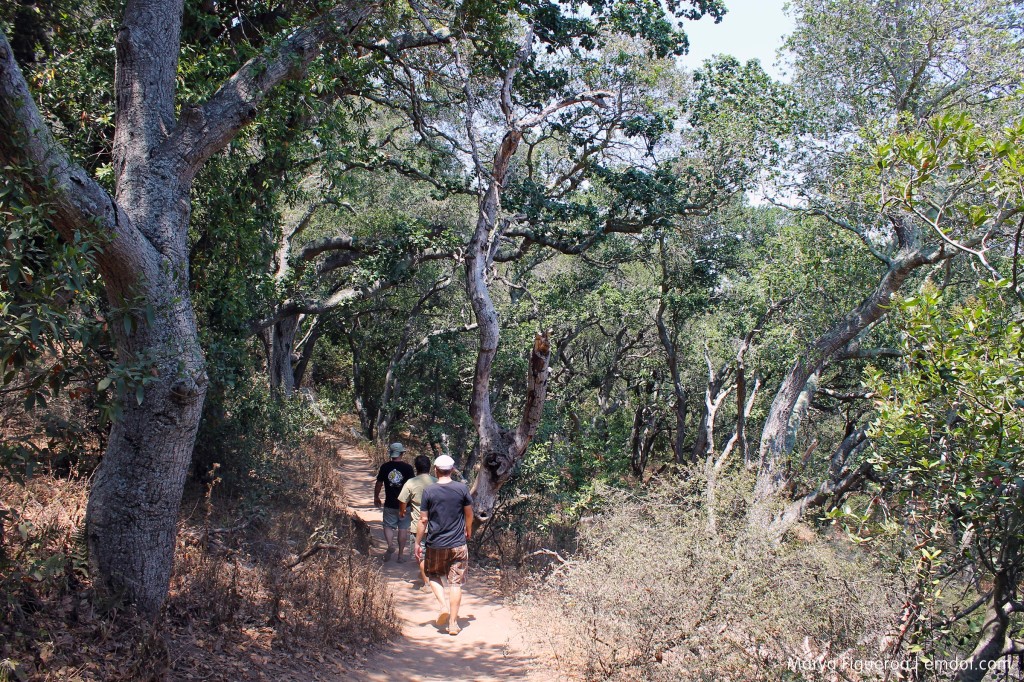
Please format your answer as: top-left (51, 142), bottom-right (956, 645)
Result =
top-left (374, 442), bottom-right (415, 562)
top-left (415, 455), bottom-right (473, 635)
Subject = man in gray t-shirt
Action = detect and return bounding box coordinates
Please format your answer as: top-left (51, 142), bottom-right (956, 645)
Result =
top-left (415, 455), bottom-right (473, 636)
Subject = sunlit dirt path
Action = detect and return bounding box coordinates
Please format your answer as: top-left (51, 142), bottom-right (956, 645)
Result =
top-left (334, 441), bottom-right (551, 682)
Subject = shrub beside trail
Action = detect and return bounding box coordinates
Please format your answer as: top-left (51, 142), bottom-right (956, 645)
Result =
top-left (519, 475), bottom-right (900, 681)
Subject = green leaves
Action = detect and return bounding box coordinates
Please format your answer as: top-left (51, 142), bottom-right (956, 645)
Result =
top-left (873, 113), bottom-right (1024, 280)
top-left (869, 279), bottom-right (1024, 572)
top-left (0, 161), bottom-right (111, 476)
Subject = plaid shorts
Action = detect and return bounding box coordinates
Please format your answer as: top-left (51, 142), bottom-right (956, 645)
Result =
top-left (424, 544), bottom-right (469, 585)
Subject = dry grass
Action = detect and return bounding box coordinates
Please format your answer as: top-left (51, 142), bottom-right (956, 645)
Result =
top-left (0, 428), bottom-right (395, 681)
top-left (517, 473), bottom-right (903, 682)
top-left (473, 521), bottom-right (578, 595)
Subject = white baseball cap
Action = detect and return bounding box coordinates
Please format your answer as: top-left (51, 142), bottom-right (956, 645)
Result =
top-left (434, 455), bottom-right (455, 469)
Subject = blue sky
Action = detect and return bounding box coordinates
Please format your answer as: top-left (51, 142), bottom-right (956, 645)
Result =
top-left (677, 0), bottom-right (794, 81)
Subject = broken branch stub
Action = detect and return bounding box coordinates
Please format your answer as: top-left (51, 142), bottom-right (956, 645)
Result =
top-left (471, 331), bottom-right (552, 521)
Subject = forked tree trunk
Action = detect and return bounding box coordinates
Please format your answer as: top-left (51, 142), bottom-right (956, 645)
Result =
top-left (460, 28), bottom-right (611, 516)
top-left (465, 130), bottom-right (554, 520)
top-left (292, 316), bottom-right (323, 389)
top-left (629, 379), bottom-right (660, 476)
top-left (345, 321), bottom-right (375, 438)
top-left (1, 4), bottom-right (209, 615)
top-left (85, 4), bottom-right (210, 614)
top-left (375, 375), bottom-right (400, 443)
top-left (469, 330), bottom-right (552, 519)
top-left (656, 238), bottom-right (691, 464)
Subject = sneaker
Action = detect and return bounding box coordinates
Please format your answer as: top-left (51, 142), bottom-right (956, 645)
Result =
top-left (383, 548), bottom-right (394, 562)
top-left (396, 555), bottom-right (407, 564)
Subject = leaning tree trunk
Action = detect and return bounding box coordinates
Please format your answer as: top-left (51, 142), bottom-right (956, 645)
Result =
top-left (955, 569), bottom-right (1023, 682)
top-left (751, 247), bottom-right (944, 531)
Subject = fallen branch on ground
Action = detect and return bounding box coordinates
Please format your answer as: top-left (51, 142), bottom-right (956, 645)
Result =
top-left (287, 543), bottom-right (347, 569)
top-left (525, 548), bottom-right (569, 564)
top-left (209, 519), bottom-right (251, 535)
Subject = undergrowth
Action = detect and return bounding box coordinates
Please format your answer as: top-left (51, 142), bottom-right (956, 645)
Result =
top-left (518, 472), bottom-right (902, 682)
top-left (0, 422), bottom-right (393, 681)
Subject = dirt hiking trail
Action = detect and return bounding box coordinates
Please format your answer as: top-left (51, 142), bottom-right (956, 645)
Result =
top-left (335, 441), bottom-right (552, 682)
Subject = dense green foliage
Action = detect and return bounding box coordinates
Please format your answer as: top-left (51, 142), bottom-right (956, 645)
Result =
top-left (855, 281), bottom-right (1023, 661)
top-left (872, 280), bottom-right (1024, 570)
top-left (0, 162), bottom-right (111, 472)
top-left (2, 0), bottom-right (1024, 677)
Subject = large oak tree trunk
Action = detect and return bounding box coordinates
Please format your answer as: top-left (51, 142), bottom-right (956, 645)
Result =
top-left (1, 1), bottom-right (375, 614)
top-left (0, 1), bottom-right (210, 615)
top-left (84, 2), bottom-right (208, 614)
top-left (268, 314), bottom-right (301, 395)
top-left (86, 272), bottom-right (207, 614)
top-left (469, 329), bottom-right (552, 519)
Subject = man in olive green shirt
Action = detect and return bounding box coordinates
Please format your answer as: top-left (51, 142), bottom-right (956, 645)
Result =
top-left (398, 454), bottom-right (436, 590)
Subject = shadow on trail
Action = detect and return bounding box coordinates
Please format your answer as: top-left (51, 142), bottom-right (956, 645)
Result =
top-left (357, 637), bottom-right (526, 682)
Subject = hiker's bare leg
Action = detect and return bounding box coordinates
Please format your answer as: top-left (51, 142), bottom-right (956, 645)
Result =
top-left (428, 576), bottom-right (448, 624)
top-left (382, 526), bottom-right (396, 558)
top-left (419, 559), bottom-right (429, 587)
top-left (448, 584), bottom-right (463, 633)
top-left (397, 528), bottom-right (409, 559)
